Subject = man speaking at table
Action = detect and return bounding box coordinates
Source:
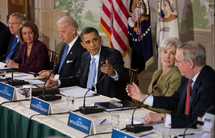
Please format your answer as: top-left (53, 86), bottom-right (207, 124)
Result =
top-left (46, 27), bottom-right (130, 101)
top-left (126, 41), bottom-right (215, 128)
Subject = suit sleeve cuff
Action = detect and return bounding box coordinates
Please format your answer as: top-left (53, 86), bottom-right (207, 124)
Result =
top-left (110, 69), bottom-right (119, 81)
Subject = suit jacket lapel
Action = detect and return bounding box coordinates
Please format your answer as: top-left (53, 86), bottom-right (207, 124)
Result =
top-left (26, 41), bottom-right (36, 64)
top-left (66, 37), bottom-right (80, 60)
top-left (98, 46), bottom-right (105, 80)
top-left (189, 66), bottom-right (208, 113)
top-left (82, 53), bottom-right (91, 86)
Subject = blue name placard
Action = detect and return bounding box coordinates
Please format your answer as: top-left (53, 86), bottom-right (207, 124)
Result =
top-left (67, 112), bottom-right (92, 134)
top-left (30, 97), bottom-right (50, 115)
top-left (111, 129), bottom-right (135, 138)
top-left (0, 82), bottom-right (15, 101)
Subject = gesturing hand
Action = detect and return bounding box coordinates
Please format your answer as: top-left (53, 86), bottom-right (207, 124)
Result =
top-left (100, 60), bottom-right (116, 76)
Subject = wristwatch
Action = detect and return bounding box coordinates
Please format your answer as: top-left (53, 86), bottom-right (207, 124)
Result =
top-left (161, 113), bottom-right (165, 121)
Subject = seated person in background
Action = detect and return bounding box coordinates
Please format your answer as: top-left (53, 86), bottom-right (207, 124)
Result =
top-left (0, 13), bottom-right (25, 62)
top-left (6, 21), bottom-right (49, 73)
top-left (145, 37), bottom-right (182, 114)
top-left (46, 27), bottom-right (130, 101)
top-left (126, 41), bottom-right (215, 128)
top-left (38, 16), bottom-right (86, 80)
top-left (0, 21), bottom-right (12, 57)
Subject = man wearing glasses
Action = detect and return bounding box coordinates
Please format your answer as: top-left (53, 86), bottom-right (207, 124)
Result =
top-left (126, 41), bottom-right (215, 128)
top-left (0, 13), bottom-right (25, 62)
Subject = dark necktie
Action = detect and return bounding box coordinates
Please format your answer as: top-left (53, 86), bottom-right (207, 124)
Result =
top-left (5, 36), bottom-right (18, 63)
top-left (58, 44), bottom-right (69, 73)
top-left (184, 79), bottom-right (193, 115)
top-left (87, 57), bottom-right (96, 89)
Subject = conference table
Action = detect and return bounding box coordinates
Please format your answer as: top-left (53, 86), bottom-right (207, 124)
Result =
top-left (0, 63), bottom-right (203, 138)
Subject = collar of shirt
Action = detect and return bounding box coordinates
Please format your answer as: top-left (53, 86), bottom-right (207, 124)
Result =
top-left (15, 35), bottom-right (19, 43)
top-left (67, 35), bottom-right (78, 54)
top-left (191, 71), bottom-right (200, 89)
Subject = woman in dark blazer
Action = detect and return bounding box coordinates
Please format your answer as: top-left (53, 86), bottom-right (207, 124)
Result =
top-left (6, 21), bottom-right (49, 73)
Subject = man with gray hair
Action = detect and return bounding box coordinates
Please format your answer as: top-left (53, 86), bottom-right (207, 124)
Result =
top-left (39, 16), bottom-right (86, 80)
top-left (126, 41), bottom-right (215, 128)
top-left (0, 13), bottom-right (25, 62)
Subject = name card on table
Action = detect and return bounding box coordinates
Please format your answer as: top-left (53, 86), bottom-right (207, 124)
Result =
top-left (111, 129), bottom-right (135, 138)
top-left (67, 112), bottom-right (92, 134)
top-left (30, 97), bottom-right (52, 115)
top-left (0, 82), bottom-right (17, 101)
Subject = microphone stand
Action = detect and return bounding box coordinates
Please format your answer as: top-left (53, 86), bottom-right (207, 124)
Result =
top-left (7, 68), bottom-right (29, 86)
top-left (126, 87), bottom-right (158, 133)
top-left (38, 64), bottom-right (61, 101)
top-left (79, 75), bottom-right (106, 114)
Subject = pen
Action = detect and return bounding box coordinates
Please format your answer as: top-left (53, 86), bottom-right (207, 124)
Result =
top-left (178, 133), bottom-right (194, 137)
top-left (100, 118), bottom-right (106, 125)
top-left (139, 132), bottom-right (154, 137)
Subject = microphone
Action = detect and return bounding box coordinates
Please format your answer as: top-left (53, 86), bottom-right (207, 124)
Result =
top-left (126, 86), bottom-right (158, 133)
top-left (183, 105), bottom-right (215, 138)
top-left (79, 74), bottom-right (106, 114)
top-left (38, 64), bottom-right (61, 101)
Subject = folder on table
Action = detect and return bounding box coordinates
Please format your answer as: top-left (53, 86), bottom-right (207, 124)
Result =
top-left (94, 100), bottom-right (138, 112)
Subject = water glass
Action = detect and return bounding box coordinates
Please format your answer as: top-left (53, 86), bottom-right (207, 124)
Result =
top-left (111, 111), bottom-right (120, 130)
top-left (66, 96), bottom-right (75, 112)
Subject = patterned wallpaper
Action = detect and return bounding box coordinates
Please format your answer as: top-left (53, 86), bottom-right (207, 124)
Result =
top-left (55, 0), bottom-right (214, 43)
top-left (55, 0), bottom-right (103, 32)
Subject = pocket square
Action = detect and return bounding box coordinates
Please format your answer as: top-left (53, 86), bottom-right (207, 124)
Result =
top-left (66, 60), bottom-right (73, 63)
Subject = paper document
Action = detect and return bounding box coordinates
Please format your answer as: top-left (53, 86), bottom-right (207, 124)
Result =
top-left (126, 115), bottom-right (145, 124)
top-left (25, 79), bottom-right (44, 85)
top-left (60, 86), bottom-right (97, 98)
top-left (13, 73), bottom-right (28, 77)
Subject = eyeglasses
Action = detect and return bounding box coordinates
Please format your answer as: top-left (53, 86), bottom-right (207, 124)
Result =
top-left (8, 22), bottom-right (20, 26)
top-left (175, 60), bottom-right (184, 65)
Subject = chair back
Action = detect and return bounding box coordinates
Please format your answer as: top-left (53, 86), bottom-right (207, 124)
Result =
top-left (126, 67), bottom-right (139, 104)
top-left (48, 49), bottom-right (60, 68)
top-left (126, 67), bottom-right (138, 84)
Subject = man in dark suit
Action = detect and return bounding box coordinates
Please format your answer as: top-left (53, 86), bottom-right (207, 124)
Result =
top-left (126, 41), bottom-right (215, 128)
top-left (0, 21), bottom-right (11, 57)
top-left (39, 16), bottom-right (86, 80)
top-left (46, 27), bottom-right (130, 101)
top-left (0, 13), bottom-right (25, 62)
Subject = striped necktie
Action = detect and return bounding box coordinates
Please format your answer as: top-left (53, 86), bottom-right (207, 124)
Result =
top-left (87, 57), bottom-right (96, 89)
top-left (58, 44), bottom-right (69, 73)
top-left (5, 36), bottom-right (18, 63)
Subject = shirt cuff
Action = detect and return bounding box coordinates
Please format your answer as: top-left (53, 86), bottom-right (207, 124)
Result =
top-left (54, 74), bottom-right (60, 80)
top-left (57, 80), bottom-right (61, 87)
top-left (164, 114), bottom-right (172, 128)
top-left (110, 70), bottom-right (119, 81)
top-left (144, 95), bottom-right (153, 106)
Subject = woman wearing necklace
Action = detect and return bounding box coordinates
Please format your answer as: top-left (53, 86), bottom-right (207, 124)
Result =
top-left (6, 21), bottom-right (49, 73)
